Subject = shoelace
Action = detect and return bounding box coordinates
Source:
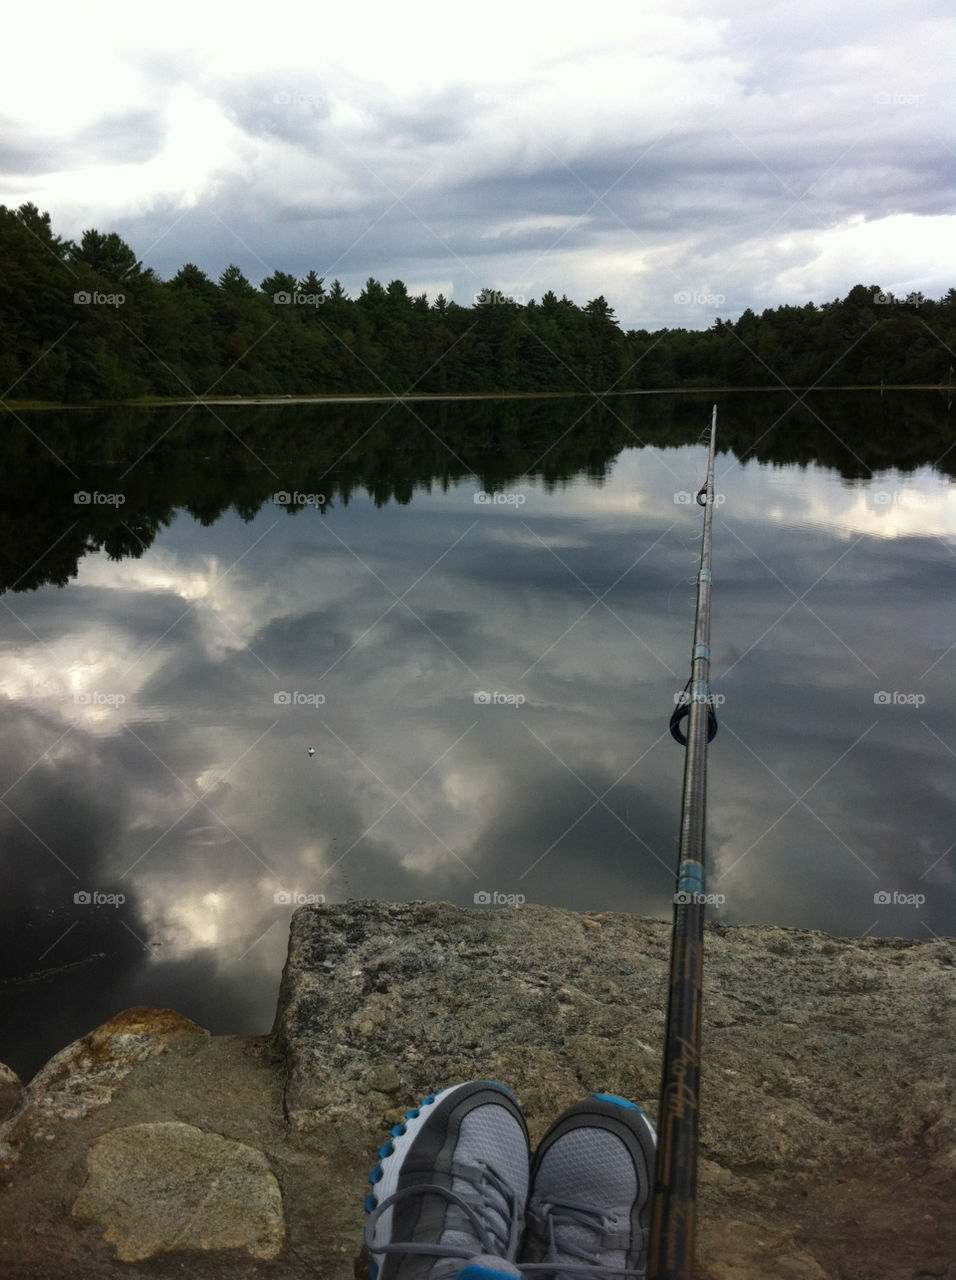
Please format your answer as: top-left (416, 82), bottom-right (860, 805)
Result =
top-left (364, 1158), bottom-right (522, 1279)
top-left (518, 1199), bottom-right (646, 1279)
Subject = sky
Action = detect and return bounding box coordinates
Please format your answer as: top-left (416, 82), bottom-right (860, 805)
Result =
top-left (1, 0), bottom-right (953, 329)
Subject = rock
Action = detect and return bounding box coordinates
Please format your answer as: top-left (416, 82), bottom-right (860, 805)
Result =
top-left (0, 1063), bottom-right (22, 1122)
top-left (270, 901), bottom-right (955, 1279)
top-left (71, 1121), bottom-right (284, 1261)
top-left (365, 1062), bottom-right (401, 1094)
top-left (0, 1005), bottom-right (206, 1175)
top-left (7, 1006), bottom-right (205, 1125)
top-left (0, 903), bottom-right (952, 1279)
top-left (697, 1217), bottom-right (830, 1279)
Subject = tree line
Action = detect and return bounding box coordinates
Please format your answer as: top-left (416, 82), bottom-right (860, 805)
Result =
top-left (1, 203), bottom-right (953, 403)
top-left (2, 391), bottom-right (950, 596)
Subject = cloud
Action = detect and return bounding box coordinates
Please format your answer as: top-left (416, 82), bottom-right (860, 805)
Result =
top-left (0, 0), bottom-right (951, 326)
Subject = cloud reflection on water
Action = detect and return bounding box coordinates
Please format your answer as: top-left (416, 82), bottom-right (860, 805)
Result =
top-left (1, 422), bottom-right (953, 1079)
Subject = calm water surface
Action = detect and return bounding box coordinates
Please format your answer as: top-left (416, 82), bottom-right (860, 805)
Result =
top-left (1, 392), bottom-right (953, 1077)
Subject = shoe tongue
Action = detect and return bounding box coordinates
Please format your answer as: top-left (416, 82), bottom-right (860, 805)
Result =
top-left (455, 1256), bottom-right (522, 1279)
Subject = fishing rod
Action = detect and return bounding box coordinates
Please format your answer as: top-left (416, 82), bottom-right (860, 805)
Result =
top-left (647, 404), bottom-right (718, 1280)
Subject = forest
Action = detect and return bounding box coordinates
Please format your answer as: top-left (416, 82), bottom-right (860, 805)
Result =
top-left (1, 203), bottom-right (953, 403)
top-left (2, 391), bottom-right (950, 596)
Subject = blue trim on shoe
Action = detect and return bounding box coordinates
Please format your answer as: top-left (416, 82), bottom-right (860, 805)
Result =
top-left (363, 1081), bottom-right (528, 1280)
top-left (457, 1264), bottom-right (519, 1280)
top-left (591, 1092), bottom-right (640, 1109)
top-left (365, 1090), bottom-right (441, 1216)
top-left (365, 1083), bottom-right (523, 1216)
top-left (521, 1092), bottom-right (657, 1277)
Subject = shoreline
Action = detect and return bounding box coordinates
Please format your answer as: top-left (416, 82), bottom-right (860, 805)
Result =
top-left (0, 384), bottom-right (946, 412)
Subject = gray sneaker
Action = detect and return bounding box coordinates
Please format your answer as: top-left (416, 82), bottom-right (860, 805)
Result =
top-left (519, 1093), bottom-right (657, 1279)
top-left (364, 1081), bottom-right (531, 1280)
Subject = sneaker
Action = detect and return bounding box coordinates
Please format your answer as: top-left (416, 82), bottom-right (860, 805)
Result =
top-left (363, 1080), bottom-right (531, 1280)
top-left (519, 1093), bottom-right (657, 1279)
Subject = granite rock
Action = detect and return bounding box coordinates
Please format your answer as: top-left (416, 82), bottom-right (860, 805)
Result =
top-left (695, 1218), bottom-right (830, 1279)
top-left (0, 1063), bottom-right (22, 1123)
top-left (0, 1005), bottom-right (207, 1175)
top-left (0, 901), bottom-right (951, 1280)
top-left (71, 1121), bottom-right (284, 1261)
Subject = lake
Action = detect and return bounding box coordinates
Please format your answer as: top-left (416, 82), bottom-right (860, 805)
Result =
top-left (1, 389), bottom-right (953, 1079)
